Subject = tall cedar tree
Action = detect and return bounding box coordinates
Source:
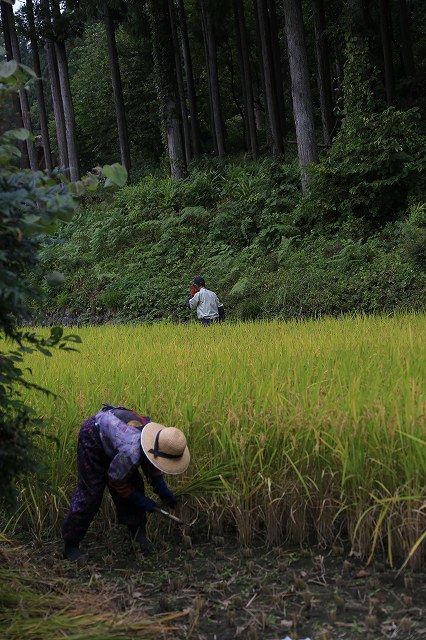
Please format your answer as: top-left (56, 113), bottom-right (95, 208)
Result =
top-left (312, 0), bottom-right (335, 146)
top-left (26, 0), bottom-right (53, 171)
top-left (1, 0), bottom-right (28, 167)
top-left (233, 0), bottom-right (258, 158)
top-left (255, 0), bottom-right (283, 157)
top-left (39, 0), bottom-right (68, 171)
top-left (398, 0), bottom-right (415, 90)
top-left (50, 0), bottom-right (79, 181)
top-left (150, 0), bottom-right (186, 179)
top-left (2, 0), bottom-right (37, 169)
top-left (267, 0), bottom-right (286, 143)
top-left (175, 0), bottom-right (202, 158)
top-left (379, 0), bottom-right (395, 105)
top-left (168, 0), bottom-right (192, 165)
top-left (104, 3), bottom-right (131, 176)
top-left (199, 0), bottom-right (226, 158)
top-left (283, 0), bottom-right (318, 191)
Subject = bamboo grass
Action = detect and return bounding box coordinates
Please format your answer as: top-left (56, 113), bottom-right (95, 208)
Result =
top-left (6, 313), bottom-right (426, 565)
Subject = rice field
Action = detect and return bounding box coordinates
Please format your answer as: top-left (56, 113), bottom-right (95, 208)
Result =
top-left (8, 313), bottom-right (426, 566)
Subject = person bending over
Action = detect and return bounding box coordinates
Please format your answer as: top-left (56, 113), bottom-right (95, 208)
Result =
top-left (62, 404), bottom-right (190, 560)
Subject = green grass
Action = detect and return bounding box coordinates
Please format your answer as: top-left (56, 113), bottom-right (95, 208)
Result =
top-left (7, 313), bottom-right (426, 565)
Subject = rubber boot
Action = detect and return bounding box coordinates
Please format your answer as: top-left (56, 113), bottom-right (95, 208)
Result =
top-left (128, 525), bottom-right (156, 554)
top-left (63, 542), bottom-right (88, 561)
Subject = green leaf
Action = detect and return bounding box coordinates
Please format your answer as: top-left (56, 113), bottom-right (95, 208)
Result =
top-left (102, 163), bottom-right (128, 187)
top-left (230, 277), bottom-right (250, 296)
top-left (54, 206), bottom-right (76, 222)
top-left (45, 271), bottom-right (66, 286)
top-left (82, 173), bottom-right (99, 190)
top-left (18, 346), bottom-right (33, 354)
top-left (37, 346), bottom-right (52, 357)
top-left (69, 180), bottom-right (86, 197)
top-left (18, 63), bottom-right (38, 79)
top-left (50, 326), bottom-right (64, 341)
top-left (0, 59), bottom-right (18, 78)
top-left (62, 334), bottom-right (82, 343)
top-left (4, 128), bottom-right (31, 141)
top-left (23, 214), bottom-right (41, 225)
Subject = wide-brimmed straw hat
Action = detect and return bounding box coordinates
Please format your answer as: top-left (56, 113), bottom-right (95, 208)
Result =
top-left (141, 422), bottom-right (190, 475)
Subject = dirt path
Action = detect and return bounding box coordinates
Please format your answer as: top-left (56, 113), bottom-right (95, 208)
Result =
top-left (1, 528), bottom-right (425, 639)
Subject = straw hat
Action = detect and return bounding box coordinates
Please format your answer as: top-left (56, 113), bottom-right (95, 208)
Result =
top-left (141, 422), bottom-right (190, 475)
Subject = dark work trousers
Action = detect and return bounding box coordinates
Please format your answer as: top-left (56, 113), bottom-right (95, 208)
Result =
top-left (61, 417), bottom-right (148, 546)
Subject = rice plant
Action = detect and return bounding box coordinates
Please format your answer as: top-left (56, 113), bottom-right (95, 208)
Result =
top-left (6, 313), bottom-right (425, 566)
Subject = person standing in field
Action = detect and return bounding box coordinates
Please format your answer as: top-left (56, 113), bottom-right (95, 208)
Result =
top-left (188, 276), bottom-right (225, 325)
top-left (61, 404), bottom-right (190, 560)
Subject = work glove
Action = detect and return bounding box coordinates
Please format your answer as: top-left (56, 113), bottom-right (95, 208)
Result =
top-left (152, 476), bottom-right (177, 509)
top-left (126, 490), bottom-right (158, 513)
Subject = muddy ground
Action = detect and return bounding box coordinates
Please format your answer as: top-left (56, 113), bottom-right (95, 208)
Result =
top-left (16, 522), bottom-right (424, 640)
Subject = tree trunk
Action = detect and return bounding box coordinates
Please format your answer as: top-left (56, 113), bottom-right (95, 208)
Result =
top-left (26, 0), bottom-right (53, 172)
top-left (104, 4), bottom-right (131, 177)
top-left (267, 0), bottom-right (286, 142)
top-left (344, 0), bottom-right (375, 108)
top-left (175, 0), bottom-right (202, 157)
top-left (379, 0), bottom-right (395, 105)
top-left (45, 40), bottom-right (68, 169)
top-left (1, 0), bottom-right (28, 168)
top-left (233, 0), bottom-right (250, 151)
top-left (200, 0), bottom-right (226, 158)
top-left (150, 0), bottom-right (186, 179)
top-left (50, 0), bottom-right (79, 181)
top-left (346, 0), bottom-right (369, 53)
top-left (3, 1), bottom-right (37, 170)
top-left (283, 0), bottom-right (318, 192)
top-left (255, 0), bottom-right (283, 157)
top-left (234, 0), bottom-right (257, 158)
top-left (54, 40), bottom-right (79, 182)
top-left (40, 0), bottom-right (68, 170)
top-left (398, 0), bottom-right (415, 90)
top-left (312, 0), bottom-right (334, 146)
top-left (252, 0), bottom-right (269, 139)
top-left (168, 0), bottom-right (192, 165)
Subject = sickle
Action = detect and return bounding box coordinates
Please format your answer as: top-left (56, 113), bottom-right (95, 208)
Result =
top-left (154, 506), bottom-right (185, 524)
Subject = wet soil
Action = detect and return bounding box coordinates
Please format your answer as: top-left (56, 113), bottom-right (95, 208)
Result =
top-left (34, 526), bottom-right (426, 640)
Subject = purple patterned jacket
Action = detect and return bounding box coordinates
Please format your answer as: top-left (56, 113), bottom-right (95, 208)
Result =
top-left (94, 409), bottom-right (162, 496)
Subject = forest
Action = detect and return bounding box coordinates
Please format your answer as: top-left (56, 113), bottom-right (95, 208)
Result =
top-left (1, 0), bottom-right (425, 321)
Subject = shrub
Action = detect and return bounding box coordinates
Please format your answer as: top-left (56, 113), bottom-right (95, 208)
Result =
top-left (96, 288), bottom-right (125, 311)
top-left (34, 157), bottom-right (425, 324)
top-left (0, 57), bottom-right (78, 506)
top-left (400, 202), bottom-right (426, 270)
top-left (298, 40), bottom-right (426, 231)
